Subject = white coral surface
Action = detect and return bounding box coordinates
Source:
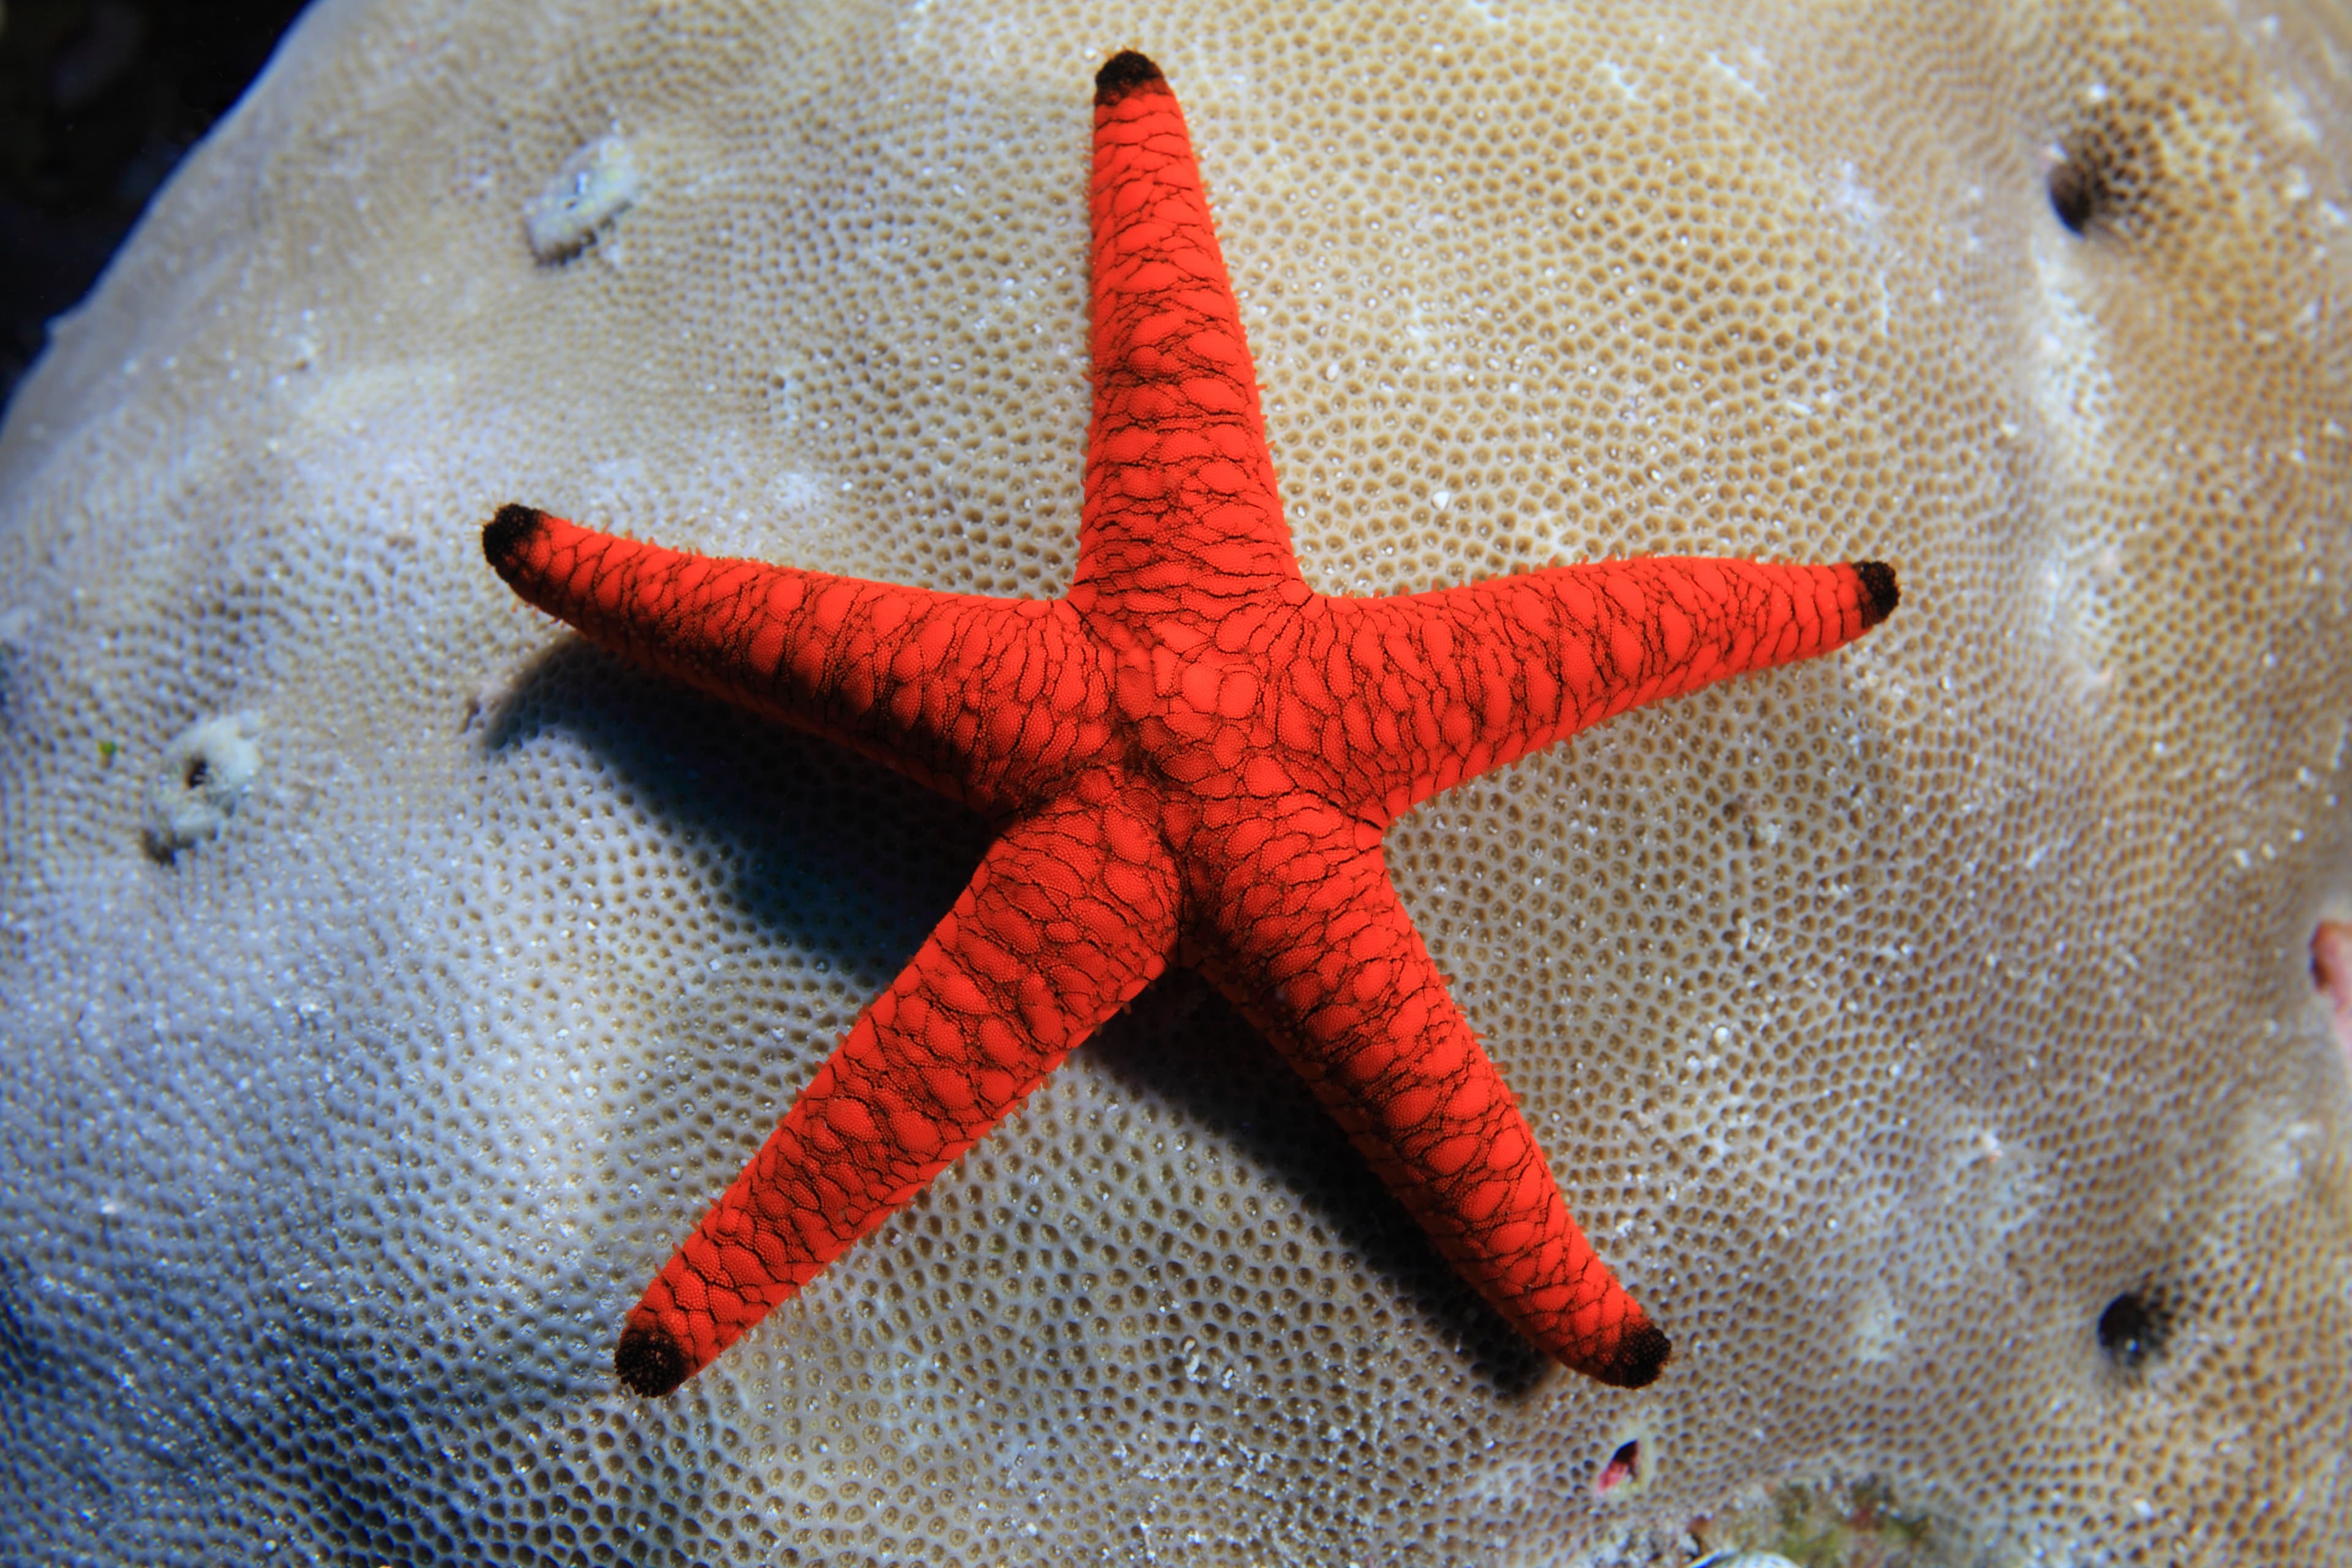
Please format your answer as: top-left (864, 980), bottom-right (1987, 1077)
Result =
top-left (1, 0), bottom-right (2348, 1562)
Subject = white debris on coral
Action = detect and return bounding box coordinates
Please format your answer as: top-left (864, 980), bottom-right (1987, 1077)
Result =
top-left (142, 710), bottom-right (263, 856)
top-left (523, 134), bottom-right (639, 262)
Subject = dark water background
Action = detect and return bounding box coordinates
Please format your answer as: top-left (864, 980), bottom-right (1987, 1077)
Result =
top-left (1, 0), bottom-right (314, 409)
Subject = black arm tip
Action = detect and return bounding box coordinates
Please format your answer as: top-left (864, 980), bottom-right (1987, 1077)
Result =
top-left (1095, 50), bottom-right (1164, 104)
top-left (483, 503), bottom-right (546, 575)
top-left (1592, 1317), bottom-right (1672, 1389)
top-left (1852, 560), bottom-right (1900, 628)
top-left (614, 1324), bottom-right (690, 1398)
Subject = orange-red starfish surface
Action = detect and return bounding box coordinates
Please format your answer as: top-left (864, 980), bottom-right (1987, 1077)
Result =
top-left (485, 51), bottom-right (1898, 1398)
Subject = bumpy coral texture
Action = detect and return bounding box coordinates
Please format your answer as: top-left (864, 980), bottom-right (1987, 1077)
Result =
top-left (0, 0), bottom-right (2346, 1564)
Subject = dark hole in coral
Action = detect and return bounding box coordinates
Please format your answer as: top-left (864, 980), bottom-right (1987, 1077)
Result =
top-left (2048, 101), bottom-right (2168, 238)
top-left (1594, 1439), bottom-right (1639, 1494)
top-left (2097, 1289), bottom-right (2168, 1370)
top-left (184, 756), bottom-right (210, 789)
top-left (2049, 156), bottom-right (2105, 233)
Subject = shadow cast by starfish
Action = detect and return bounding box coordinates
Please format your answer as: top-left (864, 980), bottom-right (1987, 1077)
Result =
top-left (479, 636), bottom-right (992, 1375)
top-left (1090, 976), bottom-right (1553, 1401)
top-left (483, 637), bottom-right (993, 967)
top-left (484, 635), bottom-right (1551, 1399)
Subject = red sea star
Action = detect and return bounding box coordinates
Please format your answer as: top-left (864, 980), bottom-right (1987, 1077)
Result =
top-left (484, 50), bottom-right (1898, 1398)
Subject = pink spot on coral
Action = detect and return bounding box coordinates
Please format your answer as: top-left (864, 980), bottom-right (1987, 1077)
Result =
top-left (2312, 921), bottom-right (2352, 1061)
top-left (1594, 1439), bottom-right (1639, 1496)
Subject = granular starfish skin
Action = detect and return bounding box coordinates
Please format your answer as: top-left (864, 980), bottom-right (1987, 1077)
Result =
top-left (486, 51), bottom-right (1898, 1398)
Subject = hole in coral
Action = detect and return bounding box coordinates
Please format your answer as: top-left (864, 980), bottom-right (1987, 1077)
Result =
top-left (184, 757), bottom-right (211, 789)
top-left (2048, 102), bottom-right (2165, 238)
top-left (1593, 1439), bottom-right (1639, 1495)
top-left (2048, 157), bottom-right (2105, 233)
top-left (2097, 1288), bottom-right (2169, 1371)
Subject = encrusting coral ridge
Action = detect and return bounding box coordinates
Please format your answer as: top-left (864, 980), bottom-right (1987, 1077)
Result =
top-left (0, 0), bottom-right (2348, 1562)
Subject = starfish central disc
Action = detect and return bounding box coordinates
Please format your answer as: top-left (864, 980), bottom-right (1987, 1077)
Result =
top-left (483, 50), bottom-right (1899, 1398)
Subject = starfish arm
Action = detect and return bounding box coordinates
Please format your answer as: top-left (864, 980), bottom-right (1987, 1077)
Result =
top-left (1194, 797), bottom-right (1670, 1387)
top-left (613, 785), bottom-right (1182, 1396)
top-left (1313, 557), bottom-right (1899, 820)
top-left (1077, 53), bottom-right (1303, 616)
top-left (484, 505), bottom-right (1106, 812)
